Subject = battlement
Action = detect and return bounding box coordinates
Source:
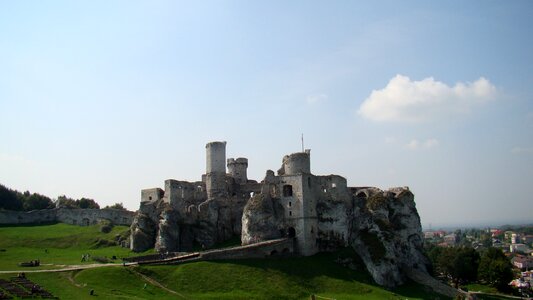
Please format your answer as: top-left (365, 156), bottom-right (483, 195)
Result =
top-left (280, 150), bottom-right (311, 175)
top-left (227, 157), bottom-right (248, 184)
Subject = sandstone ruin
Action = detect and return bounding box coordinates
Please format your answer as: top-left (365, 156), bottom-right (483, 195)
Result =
top-left (130, 141), bottom-right (432, 288)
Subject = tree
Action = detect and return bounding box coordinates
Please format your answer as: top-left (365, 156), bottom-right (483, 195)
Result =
top-left (478, 248), bottom-right (513, 291)
top-left (432, 246), bottom-right (480, 288)
top-left (104, 202), bottom-right (127, 210)
top-left (0, 184), bottom-right (23, 210)
top-left (56, 195), bottom-right (77, 208)
top-left (77, 198), bottom-right (100, 209)
top-left (22, 193), bottom-right (54, 211)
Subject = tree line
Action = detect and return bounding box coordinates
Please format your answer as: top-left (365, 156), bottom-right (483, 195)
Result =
top-left (427, 245), bottom-right (513, 292)
top-left (0, 184), bottom-right (126, 211)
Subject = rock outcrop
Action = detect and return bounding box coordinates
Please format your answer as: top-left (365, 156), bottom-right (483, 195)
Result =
top-left (242, 184), bottom-right (430, 288)
top-left (350, 187), bottom-right (429, 288)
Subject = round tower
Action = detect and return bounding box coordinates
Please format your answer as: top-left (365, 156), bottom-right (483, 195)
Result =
top-left (227, 157), bottom-right (248, 184)
top-left (206, 141), bottom-right (226, 174)
top-left (205, 141), bottom-right (227, 199)
top-left (282, 150), bottom-right (311, 175)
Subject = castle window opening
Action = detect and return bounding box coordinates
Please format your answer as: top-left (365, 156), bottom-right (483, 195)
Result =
top-left (308, 177), bottom-right (311, 188)
top-left (283, 185), bottom-right (293, 197)
top-left (149, 196), bottom-right (152, 200)
top-left (332, 183), bottom-right (336, 188)
top-left (289, 201), bottom-right (292, 207)
top-left (323, 188), bottom-right (327, 193)
top-left (289, 211), bottom-right (292, 216)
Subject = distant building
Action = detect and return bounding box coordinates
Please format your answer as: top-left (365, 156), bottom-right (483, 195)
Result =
top-left (512, 255), bottom-right (533, 270)
top-left (523, 235), bottom-right (533, 246)
top-left (505, 231), bottom-right (515, 242)
top-left (490, 229), bottom-right (503, 237)
top-left (512, 233), bottom-right (520, 244)
top-left (510, 243), bottom-right (529, 253)
top-left (443, 233), bottom-right (457, 246)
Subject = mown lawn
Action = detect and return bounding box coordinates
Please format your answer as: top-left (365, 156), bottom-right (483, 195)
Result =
top-left (0, 223), bottom-right (152, 270)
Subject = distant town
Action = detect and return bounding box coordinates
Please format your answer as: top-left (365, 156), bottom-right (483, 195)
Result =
top-left (424, 225), bottom-right (533, 296)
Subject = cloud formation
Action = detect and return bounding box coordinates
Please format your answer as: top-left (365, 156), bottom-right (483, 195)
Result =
top-left (358, 75), bottom-right (497, 122)
top-left (406, 138), bottom-right (440, 150)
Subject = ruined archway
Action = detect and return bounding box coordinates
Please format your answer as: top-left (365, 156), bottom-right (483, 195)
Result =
top-left (288, 227), bottom-right (296, 238)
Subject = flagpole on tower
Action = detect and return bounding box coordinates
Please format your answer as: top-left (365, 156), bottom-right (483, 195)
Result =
top-left (301, 133), bottom-right (304, 152)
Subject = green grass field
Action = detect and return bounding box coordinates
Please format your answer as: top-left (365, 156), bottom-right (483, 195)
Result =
top-left (0, 223), bottom-right (449, 299)
top-left (0, 223), bottom-right (150, 270)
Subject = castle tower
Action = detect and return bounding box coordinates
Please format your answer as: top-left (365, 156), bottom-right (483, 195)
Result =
top-left (205, 141), bottom-right (227, 199)
top-left (227, 158), bottom-right (248, 184)
top-left (282, 149), bottom-right (311, 175)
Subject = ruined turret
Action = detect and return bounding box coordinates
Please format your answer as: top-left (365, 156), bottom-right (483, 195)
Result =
top-left (205, 141), bottom-right (227, 199)
top-left (227, 157), bottom-right (248, 184)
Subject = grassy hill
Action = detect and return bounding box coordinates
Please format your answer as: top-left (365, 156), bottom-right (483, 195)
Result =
top-left (0, 223), bottom-right (449, 299)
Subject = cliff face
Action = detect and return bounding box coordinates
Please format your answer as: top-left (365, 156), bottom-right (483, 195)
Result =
top-left (130, 195), bottom-right (248, 253)
top-left (350, 187), bottom-right (429, 288)
top-left (241, 186), bottom-right (429, 288)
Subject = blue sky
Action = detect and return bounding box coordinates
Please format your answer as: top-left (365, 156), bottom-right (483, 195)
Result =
top-left (1, 1), bottom-right (532, 227)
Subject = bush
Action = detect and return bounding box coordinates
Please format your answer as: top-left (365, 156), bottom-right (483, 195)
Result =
top-left (366, 194), bottom-right (388, 211)
top-left (99, 220), bottom-right (114, 233)
top-left (92, 256), bottom-right (112, 263)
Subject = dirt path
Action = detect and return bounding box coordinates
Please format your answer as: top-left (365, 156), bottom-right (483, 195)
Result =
top-left (0, 262), bottom-right (138, 274)
top-left (128, 268), bottom-right (187, 299)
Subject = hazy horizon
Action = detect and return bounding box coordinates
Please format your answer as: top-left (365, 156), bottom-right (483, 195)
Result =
top-left (1, 1), bottom-right (532, 226)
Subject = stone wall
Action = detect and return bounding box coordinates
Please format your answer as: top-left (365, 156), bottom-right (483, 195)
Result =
top-left (0, 208), bottom-right (135, 226)
top-left (200, 238), bottom-right (294, 260)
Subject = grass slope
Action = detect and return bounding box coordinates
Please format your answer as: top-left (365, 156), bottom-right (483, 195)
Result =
top-left (0, 223), bottom-right (449, 299)
top-left (0, 223), bottom-right (150, 270)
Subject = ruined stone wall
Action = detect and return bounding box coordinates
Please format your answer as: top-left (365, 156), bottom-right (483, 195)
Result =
top-left (0, 209), bottom-right (57, 225)
top-left (315, 175), bottom-right (352, 251)
top-left (57, 208), bottom-right (135, 226)
top-left (201, 238), bottom-right (294, 260)
top-left (164, 180), bottom-right (206, 209)
top-left (141, 188), bottom-right (164, 202)
top-left (0, 208), bottom-right (135, 226)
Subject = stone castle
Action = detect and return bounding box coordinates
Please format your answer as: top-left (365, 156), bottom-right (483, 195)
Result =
top-left (130, 141), bottom-right (431, 288)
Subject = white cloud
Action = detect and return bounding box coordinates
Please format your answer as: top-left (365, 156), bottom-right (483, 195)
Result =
top-left (511, 147), bottom-right (533, 154)
top-left (306, 94), bottom-right (328, 104)
top-left (358, 75), bottom-right (497, 122)
top-left (406, 138), bottom-right (440, 150)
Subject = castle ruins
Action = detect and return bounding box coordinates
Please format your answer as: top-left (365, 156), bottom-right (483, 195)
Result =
top-left (129, 141), bottom-right (432, 289)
